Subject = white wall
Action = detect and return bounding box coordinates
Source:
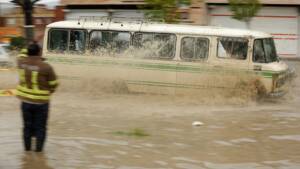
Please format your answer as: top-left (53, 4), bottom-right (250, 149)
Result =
top-left (209, 5), bottom-right (299, 58)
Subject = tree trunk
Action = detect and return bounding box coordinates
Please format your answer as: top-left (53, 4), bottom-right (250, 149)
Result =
top-left (245, 18), bottom-right (251, 29)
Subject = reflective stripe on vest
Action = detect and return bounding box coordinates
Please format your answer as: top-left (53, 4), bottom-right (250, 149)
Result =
top-left (16, 89), bottom-right (50, 100)
top-left (18, 54), bottom-right (27, 58)
top-left (17, 85), bottom-right (50, 95)
top-left (31, 71), bottom-right (39, 90)
top-left (49, 80), bottom-right (58, 86)
top-left (18, 69), bottom-right (26, 87)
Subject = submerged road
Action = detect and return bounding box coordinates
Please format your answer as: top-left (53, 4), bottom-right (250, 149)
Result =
top-left (0, 61), bottom-right (299, 169)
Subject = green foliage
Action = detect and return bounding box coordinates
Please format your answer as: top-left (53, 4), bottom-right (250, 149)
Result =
top-left (141, 0), bottom-right (191, 23)
top-left (113, 128), bottom-right (150, 137)
top-left (9, 36), bottom-right (26, 50)
top-left (229, 0), bottom-right (261, 25)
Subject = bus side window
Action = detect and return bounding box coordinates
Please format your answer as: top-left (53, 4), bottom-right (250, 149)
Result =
top-left (90, 31), bottom-right (110, 54)
top-left (90, 31), bottom-right (103, 52)
top-left (111, 32), bottom-right (131, 54)
top-left (155, 34), bottom-right (176, 59)
top-left (132, 33), bottom-right (143, 48)
top-left (89, 31), bottom-right (130, 55)
top-left (181, 37), bottom-right (209, 61)
top-left (69, 30), bottom-right (86, 53)
top-left (48, 29), bottom-right (68, 52)
top-left (181, 37), bottom-right (194, 59)
top-left (133, 32), bottom-right (176, 60)
top-left (217, 37), bottom-right (248, 60)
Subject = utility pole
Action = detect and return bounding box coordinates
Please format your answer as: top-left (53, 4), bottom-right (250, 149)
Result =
top-left (11, 0), bottom-right (40, 43)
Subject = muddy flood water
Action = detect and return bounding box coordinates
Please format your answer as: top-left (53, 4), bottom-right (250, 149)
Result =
top-left (1, 61), bottom-right (300, 169)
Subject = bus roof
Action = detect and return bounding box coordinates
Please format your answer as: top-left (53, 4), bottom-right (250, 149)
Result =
top-left (47, 20), bottom-right (271, 38)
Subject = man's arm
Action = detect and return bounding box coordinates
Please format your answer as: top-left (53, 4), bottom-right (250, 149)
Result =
top-left (47, 65), bottom-right (59, 93)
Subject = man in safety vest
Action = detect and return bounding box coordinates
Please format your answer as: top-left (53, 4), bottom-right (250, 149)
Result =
top-left (16, 42), bottom-right (58, 152)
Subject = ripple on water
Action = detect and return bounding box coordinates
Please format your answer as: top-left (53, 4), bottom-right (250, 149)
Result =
top-left (89, 164), bottom-right (114, 169)
top-left (263, 160), bottom-right (300, 168)
top-left (171, 157), bottom-right (201, 164)
top-left (117, 167), bottom-right (167, 169)
top-left (114, 150), bottom-right (128, 155)
top-left (230, 138), bottom-right (257, 144)
top-left (203, 162), bottom-right (273, 169)
top-left (154, 160), bottom-right (168, 166)
top-left (173, 142), bottom-right (190, 148)
top-left (51, 136), bottom-right (128, 146)
top-left (176, 163), bottom-right (205, 169)
top-left (214, 140), bottom-right (236, 146)
top-left (269, 135), bottom-right (300, 142)
top-left (272, 112), bottom-right (300, 118)
top-left (94, 155), bottom-right (116, 160)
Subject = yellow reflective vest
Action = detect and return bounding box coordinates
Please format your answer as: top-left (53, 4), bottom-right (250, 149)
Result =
top-left (16, 56), bottom-right (58, 103)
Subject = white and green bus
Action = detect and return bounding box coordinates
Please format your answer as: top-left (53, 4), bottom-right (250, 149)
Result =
top-left (43, 17), bottom-right (294, 96)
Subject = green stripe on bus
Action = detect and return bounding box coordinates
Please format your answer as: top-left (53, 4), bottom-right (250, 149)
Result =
top-left (47, 56), bottom-right (278, 78)
top-left (126, 80), bottom-right (234, 89)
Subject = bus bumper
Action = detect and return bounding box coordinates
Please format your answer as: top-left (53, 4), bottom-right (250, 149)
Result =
top-left (269, 68), bottom-right (296, 98)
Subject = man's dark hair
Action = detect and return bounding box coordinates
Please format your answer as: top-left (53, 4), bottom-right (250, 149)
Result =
top-left (27, 43), bottom-right (41, 56)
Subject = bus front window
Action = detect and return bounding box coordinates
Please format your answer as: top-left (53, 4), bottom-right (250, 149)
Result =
top-left (253, 38), bottom-right (278, 63)
top-left (49, 29), bottom-right (68, 52)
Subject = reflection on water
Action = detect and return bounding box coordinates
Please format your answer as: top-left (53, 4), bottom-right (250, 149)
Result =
top-left (0, 61), bottom-right (300, 169)
top-left (21, 153), bottom-right (53, 169)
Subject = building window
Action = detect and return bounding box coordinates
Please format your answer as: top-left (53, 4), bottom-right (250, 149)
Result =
top-left (180, 12), bottom-right (189, 20)
top-left (46, 18), bottom-right (52, 24)
top-left (6, 18), bottom-right (16, 26)
top-left (35, 18), bottom-right (43, 25)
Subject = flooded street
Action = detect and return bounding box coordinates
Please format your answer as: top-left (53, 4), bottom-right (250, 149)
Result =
top-left (1, 61), bottom-right (300, 169)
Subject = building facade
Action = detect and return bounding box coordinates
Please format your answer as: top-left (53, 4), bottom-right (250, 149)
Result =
top-left (2, 4), bottom-right (55, 43)
top-left (206, 0), bottom-right (300, 58)
top-left (59, 0), bottom-right (207, 25)
top-left (57, 0), bottom-right (299, 58)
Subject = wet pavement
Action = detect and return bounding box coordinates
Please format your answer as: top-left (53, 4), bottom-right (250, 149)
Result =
top-left (0, 61), bottom-right (300, 169)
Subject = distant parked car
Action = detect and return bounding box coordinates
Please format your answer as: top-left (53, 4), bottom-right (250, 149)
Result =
top-left (0, 44), bottom-right (11, 67)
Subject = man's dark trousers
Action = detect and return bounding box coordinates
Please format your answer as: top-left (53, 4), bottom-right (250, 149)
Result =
top-left (21, 102), bottom-right (49, 152)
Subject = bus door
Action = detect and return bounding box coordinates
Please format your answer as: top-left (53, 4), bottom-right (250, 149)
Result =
top-left (210, 37), bottom-right (251, 89)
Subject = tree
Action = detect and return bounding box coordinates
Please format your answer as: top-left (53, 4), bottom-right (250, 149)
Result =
top-left (9, 36), bottom-right (26, 50)
top-left (229, 0), bottom-right (261, 29)
top-left (141, 0), bottom-right (191, 23)
top-left (11, 0), bottom-right (40, 42)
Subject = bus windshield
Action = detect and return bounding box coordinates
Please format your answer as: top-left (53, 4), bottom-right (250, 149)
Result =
top-left (253, 38), bottom-right (278, 63)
